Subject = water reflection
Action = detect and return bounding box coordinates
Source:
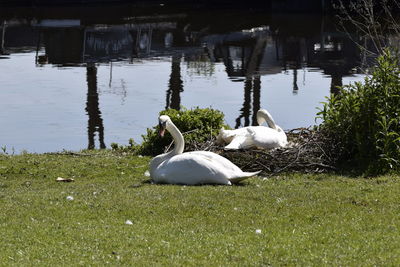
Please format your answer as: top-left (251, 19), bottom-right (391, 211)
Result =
top-left (0, 6), bottom-right (385, 152)
top-left (207, 27), bottom-right (271, 79)
top-left (292, 68), bottom-right (299, 94)
top-left (86, 63), bottom-right (106, 149)
top-left (235, 76), bottom-right (261, 128)
top-left (1, 20), bottom-right (6, 55)
top-left (44, 27), bottom-right (84, 64)
top-left (166, 54), bottom-right (183, 110)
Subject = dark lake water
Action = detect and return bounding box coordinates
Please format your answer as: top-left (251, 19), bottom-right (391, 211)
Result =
top-left (0, 6), bottom-right (369, 153)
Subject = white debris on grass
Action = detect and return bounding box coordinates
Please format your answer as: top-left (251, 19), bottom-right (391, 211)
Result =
top-left (56, 177), bottom-right (74, 182)
top-left (125, 220), bottom-right (133, 225)
top-left (66, 196), bottom-right (74, 201)
top-left (255, 229), bottom-right (262, 234)
top-left (144, 170), bottom-right (150, 177)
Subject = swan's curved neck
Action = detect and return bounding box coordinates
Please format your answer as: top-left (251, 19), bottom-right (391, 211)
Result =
top-left (166, 120), bottom-right (184, 156)
top-left (149, 119), bottom-right (184, 174)
top-left (257, 110), bottom-right (277, 130)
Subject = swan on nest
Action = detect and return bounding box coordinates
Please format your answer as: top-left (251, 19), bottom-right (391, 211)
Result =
top-left (217, 109), bottom-right (288, 150)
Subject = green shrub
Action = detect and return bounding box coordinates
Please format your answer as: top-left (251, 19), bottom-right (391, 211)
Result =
top-left (317, 50), bottom-right (400, 174)
top-left (131, 107), bottom-right (227, 156)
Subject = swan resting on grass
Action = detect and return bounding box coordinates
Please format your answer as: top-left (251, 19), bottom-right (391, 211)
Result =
top-left (217, 109), bottom-right (288, 150)
top-left (149, 115), bottom-right (261, 185)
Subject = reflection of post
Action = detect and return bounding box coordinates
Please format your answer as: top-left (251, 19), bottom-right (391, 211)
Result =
top-left (235, 78), bottom-right (252, 128)
top-left (109, 61), bottom-right (113, 87)
top-left (165, 55), bottom-right (183, 110)
top-left (330, 73), bottom-right (342, 94)
top-left (252, 76), bottom-right (261, 126)
top-left (35, 30), bottom-right (41, 64)
top-left (235, 76), bottom-right (262, 128)
top-left (130, 28), bottom-right (141, 59)
top-left (1, 20), bottom-right (6, 54)
top-left (293, 68), bottom-right (299, 94)
top-left (86, 63), bottom-right (106, 149)
top-left (147, 27), bottom-right (153, 54)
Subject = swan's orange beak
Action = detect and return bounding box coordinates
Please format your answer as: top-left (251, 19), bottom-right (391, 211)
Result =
top-left (159, 122), bottom-right (166, 137)
top-left (159, 128), bottom-right (165, 137)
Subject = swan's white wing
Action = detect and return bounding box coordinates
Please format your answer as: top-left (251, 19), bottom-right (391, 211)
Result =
top-left (223, 126), bottom-right (268, 150)
top-left (250, 127), bottom-right (288, 149)
top-left (218, 128), bottom-right (248, 144)
top-left (224, 135), bottom-right (252, 150)
top-left (188, 151), bottom-right (261, 183)
top-left (187, 151), bottom-right (243, 173)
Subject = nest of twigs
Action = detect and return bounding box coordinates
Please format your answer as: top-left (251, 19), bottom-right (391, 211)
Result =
top-left (185, 128), bottom-right (339, 176)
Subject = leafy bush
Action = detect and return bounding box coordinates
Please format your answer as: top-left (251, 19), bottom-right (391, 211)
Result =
top-left (116, 107), bottom-right (227, 156)
top-left (317, 50), bottom-right (400, 174)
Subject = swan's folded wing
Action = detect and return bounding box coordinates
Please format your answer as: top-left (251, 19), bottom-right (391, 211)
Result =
top-left (251, 127), bottom-right (288, 149)
top-left (224, 135), bottom-right (254, 150)
top-left (187, 151), bottom-right (242, 171)
top-left (188, 151), bottom-right (260, 182)
top-left (155, 153), bottom-right (232, 185)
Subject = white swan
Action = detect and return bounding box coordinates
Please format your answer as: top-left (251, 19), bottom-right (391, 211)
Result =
top-left (149, 115), bottom-right (261, 185)
top-left (217, 109), bottom-right (288, 150)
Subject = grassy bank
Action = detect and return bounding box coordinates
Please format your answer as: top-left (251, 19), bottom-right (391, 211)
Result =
top-left (1, 151), bottom-right (399, 266)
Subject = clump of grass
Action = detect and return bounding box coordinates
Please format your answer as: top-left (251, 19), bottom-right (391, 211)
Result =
top-left (317, 50), bottom-right (400, 175)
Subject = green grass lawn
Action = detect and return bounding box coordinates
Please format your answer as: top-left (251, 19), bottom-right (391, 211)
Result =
top-left (1, 151), bottom-right (400, 266)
